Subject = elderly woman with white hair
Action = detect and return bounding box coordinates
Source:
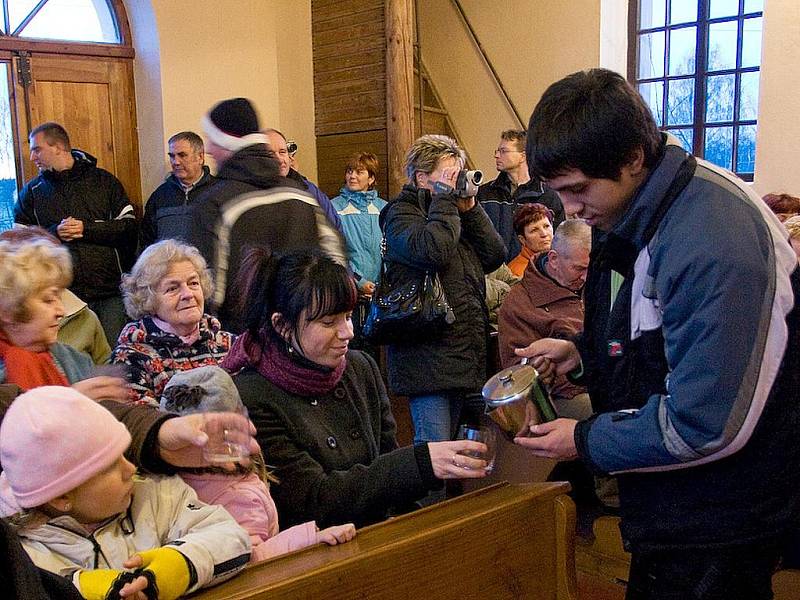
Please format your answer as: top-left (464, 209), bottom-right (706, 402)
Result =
top-left (0, 232), bottom-right (125, 401)
top-left (112, 239), bottom-right (234, 405)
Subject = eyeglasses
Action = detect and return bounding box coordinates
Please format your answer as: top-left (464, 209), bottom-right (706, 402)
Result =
top-left (494, 147), bottom-right (522, 155)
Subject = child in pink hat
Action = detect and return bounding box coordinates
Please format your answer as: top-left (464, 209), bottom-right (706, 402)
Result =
top-left (0, 386), bottom-right (251, 600)
top-left (161, 366), bottom-right (355, 563)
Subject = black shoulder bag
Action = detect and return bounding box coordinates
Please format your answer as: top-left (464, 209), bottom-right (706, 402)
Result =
top-left (362, 191), bottom-right (455, 345)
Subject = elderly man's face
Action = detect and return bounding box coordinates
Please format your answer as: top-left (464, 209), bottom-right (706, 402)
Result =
top-left (264, 131), bottom-right (291, 177)
top-left (548, 244), bottom-right (590, 291)
top-left (168, 140), bottom-right (204, 185)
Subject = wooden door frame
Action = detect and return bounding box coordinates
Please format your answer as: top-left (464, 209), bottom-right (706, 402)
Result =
top-left (0, 0), bottom-right (139, 206)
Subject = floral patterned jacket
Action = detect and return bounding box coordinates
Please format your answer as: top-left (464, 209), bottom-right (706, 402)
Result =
top-left (112, 315), bottom-right (233, 406)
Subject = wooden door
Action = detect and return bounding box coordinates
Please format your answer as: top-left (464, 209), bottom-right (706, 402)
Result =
top-left (12, 52), bottom-right (141, 210)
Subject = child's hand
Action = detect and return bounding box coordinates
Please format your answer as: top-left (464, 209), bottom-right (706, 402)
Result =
top-left (117, 575), bottom-right (150, 598)
top-left (124, 547), bottom-right (190, 600)
top-left (316, 523), bottom-right (356, 545)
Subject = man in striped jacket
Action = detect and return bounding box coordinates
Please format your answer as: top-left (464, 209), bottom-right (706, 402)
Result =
top-left (516, 69), bottom-right (799, 600)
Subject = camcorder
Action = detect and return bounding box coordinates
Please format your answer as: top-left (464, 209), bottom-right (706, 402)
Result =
top-left (454, 169), bottom-right (482, 198)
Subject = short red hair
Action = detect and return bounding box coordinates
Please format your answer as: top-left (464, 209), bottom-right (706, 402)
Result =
top-left (513, 203), bottom-right (553, 236)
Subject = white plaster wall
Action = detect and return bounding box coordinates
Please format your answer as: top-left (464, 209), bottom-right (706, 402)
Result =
top-left (124, 0), bottom-right (318, 198)
top-left (752, 0), bottom-right (800, 195)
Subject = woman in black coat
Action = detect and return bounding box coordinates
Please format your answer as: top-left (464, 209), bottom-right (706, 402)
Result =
top-left (222, 249), bottom-right (489, 527)
top-left (381, 135), bottom-right (506, 445)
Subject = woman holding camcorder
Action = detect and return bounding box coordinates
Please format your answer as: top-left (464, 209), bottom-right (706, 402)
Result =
top-left (379, 134), bottom-right (506, 451)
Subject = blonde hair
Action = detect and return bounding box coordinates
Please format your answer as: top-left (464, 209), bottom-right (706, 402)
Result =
top-left (0, 237), bottom-right (71, 322)
top-left (404, 134), bottom-right (465, 184)
top-left (121, 240), bottom-right (213, 320)
top-left (784, 215), bottom-right (800, 242)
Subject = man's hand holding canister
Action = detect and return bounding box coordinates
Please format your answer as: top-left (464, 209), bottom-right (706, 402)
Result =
top-left (512, 338), bottom-right (583, 460)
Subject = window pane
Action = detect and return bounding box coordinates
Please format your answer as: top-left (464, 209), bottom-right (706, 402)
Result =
top-left (669, 128), bottom-right (693, 153)
top-left (0, 64), bottom-right (20, 232)
top-left (667, 78), bottom-right (694, 126)
top-left (9, 0), bottom-right (41, 34)
top-left (741, 17), bottom-right (762, 68)
top-left (706, 74), bottom-right (735, 123)
top-left (639, 81), bottom-right (665, 126)
top-left (669, 0), bottom-right (697, 24)
top-left (710, 0), bottom-right (740, 19)
top-left (739, 71), bottom-right (760, 121)
top-left (736, 125), bottom-right (757, 173)
top-left (708, 21), bottom-right (738, 71)
top-left (640, 0), bottom-right (666, 28)
top-left (744, 0), bottom-right (763, 13)
top-left (638, 31), bottom-right (666, 79)
top-left (668, 27), bottom-right (696, 75)
top-left (20, 0), bottom-right (120, 43)
top-left (705, 126), bottom-right (733, 170)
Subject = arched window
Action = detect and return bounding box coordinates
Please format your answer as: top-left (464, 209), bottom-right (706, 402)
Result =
top-left (0, 0), bottom-right (138, 231)
top-left (630, 0), bottom-right (762, 181)
top-left (1, 0), bottom-right (121, 43)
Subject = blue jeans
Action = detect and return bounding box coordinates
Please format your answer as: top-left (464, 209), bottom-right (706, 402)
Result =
top-left (408, 393), bottom-right (465, 444)
top-left (88, 295), bottom-right (128, 347)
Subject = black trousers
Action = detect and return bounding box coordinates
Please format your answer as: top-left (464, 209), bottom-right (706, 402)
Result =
top-left (625, 541), bottom-right (780, 600)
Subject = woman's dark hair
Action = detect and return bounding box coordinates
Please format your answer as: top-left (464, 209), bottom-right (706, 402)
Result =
top-left (527, 68), bottom-right (663, 181)
top-left (236, 247), bottom-right (357, 345)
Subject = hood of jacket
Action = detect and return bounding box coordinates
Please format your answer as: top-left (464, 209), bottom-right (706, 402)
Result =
top-left (41, 149), bottom-right (98, 182)
top-left (335, 187), bottom-right (381, 212)
top-left (521, 254), bottom-right (581, 307)
top-left (217, 144), bottom-right (298, 190)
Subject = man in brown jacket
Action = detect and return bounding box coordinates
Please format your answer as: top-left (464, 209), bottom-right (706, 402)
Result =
top-left (498, 218), bottom-right (591, 419)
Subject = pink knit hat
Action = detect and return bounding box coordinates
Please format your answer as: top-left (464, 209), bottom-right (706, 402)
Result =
top-left (0, 386), bottom-right (131, 509)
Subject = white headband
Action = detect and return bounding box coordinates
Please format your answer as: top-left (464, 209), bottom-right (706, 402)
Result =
top-left (202, 114), bottom-right (269, 153)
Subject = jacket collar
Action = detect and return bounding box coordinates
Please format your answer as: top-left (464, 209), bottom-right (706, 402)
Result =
top-left (521, 253), bottom-right (581, 306)
top-left (166, 165), bottom-right (214, 190)
top-left (592, 137), bottom-right (693, 273)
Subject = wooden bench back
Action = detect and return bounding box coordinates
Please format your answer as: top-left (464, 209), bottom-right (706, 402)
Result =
top-left (192, 482), bottom-right (576, 600)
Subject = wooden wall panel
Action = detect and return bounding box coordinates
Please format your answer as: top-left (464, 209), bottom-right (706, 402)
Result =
top-left (312, 0), bottom-right (388, 199)
top-left (315, 130), bottom-right (388, 200)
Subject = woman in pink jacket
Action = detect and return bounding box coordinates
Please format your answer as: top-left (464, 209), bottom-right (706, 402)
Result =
top-left (160, 365), bottom-right (355, 562)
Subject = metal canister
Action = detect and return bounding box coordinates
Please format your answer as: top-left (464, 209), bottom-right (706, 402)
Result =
top-left (481, 358), bottom-right (557, 439)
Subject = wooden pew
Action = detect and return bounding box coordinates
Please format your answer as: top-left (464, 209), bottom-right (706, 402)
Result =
top-left (192, 482), bottom-right (576, 600)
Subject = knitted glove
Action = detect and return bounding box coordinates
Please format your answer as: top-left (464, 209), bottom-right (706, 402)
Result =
top-left (134, 547), bottom-right (190, 600)
top-left (77, 569), bottom-right (124, 600)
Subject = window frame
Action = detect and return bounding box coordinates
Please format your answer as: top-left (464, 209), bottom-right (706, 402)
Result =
top-left (628, 0), bottom-right (762, 181)
top-left (0, 0), bottom-right (133, 58)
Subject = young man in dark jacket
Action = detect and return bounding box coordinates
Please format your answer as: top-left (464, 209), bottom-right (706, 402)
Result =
top-left (477, 129), bottom-right (565, 261)
top-left (15, 122), bottom-right (136, 345)
top-left (188, 98), bottom-right (345, 332)
top-left (515, 69), bottom-right (800, 600)
top-left (139, 131), bottom-right (216, 251)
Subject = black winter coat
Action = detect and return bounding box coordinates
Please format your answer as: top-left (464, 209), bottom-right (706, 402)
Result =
top-left (233, 350), bottom-right (439, 528)
top-left (477, 171), bottom-right (565, 261)
top-left (187, 144), bottom-right (345, 332)
top-left (381, 185), bottom-right (506, 396)
top-left (139, 166), bottom-right (216, 251)
top-left (14, 150), bottom-right (136, 300)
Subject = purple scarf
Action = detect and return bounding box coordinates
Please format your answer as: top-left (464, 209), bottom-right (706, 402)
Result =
top-left (222, 332), bottom-right (345, 396)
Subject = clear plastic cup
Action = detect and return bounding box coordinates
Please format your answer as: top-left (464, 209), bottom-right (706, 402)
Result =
top-left (201, 406), bottom-right (250, 464)
top-left (455, 424), bottom-right (497, 473)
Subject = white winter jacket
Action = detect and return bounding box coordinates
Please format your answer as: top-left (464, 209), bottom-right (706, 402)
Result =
top-left (16, 475), bottom-right (251, 595)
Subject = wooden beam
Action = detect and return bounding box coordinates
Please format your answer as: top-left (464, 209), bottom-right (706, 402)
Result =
top-left (385, 0), bottom-right (414, 199)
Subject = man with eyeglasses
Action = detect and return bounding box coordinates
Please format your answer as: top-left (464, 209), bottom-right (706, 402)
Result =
top-left (477, 129), bottom-right (565, 262)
